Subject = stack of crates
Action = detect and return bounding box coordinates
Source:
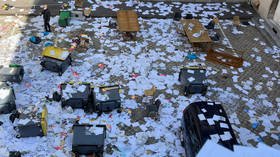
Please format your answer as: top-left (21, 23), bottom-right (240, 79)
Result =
top-left (10, 105), bottom-right (48, 138)
top-left (59, 10), bottom-right (71, 27)
top-left (72, 124), bottom-right (106, 157)
top-left (54, 83), bottom-right (122, 114)
top-left (0, 64), bottom-right (24, 83)
top-left (40, 46), bottom-right (72, 76)
top-left (0, 82), bottom-right (16, 114)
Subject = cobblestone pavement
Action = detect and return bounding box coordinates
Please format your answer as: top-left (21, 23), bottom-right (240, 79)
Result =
top-left (0, 2), bottom-right (279, 157)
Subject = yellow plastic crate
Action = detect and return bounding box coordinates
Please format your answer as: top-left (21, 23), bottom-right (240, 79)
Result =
top-left (42, 46), bottom-right (70, 61)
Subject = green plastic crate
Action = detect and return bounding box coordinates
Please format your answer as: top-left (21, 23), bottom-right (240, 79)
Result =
top-left (59, 11), bottom-right (71, 27)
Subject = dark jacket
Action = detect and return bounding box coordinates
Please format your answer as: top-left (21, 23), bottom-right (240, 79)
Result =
top-left (42, 9), bottom-right (51, 22)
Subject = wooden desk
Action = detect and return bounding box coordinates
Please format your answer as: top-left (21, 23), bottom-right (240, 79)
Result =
top-left (181, 19), bottom-right (212, 44)
top-left (117, 10), bottom-right (140, 32)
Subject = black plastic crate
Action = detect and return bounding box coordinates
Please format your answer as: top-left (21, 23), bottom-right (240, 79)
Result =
top-left (179, 66), bottom-right (207, 96)
top-left (145, 99), bottom-right (161, 120)
top-left (93, 85), bottom-right (121, 114)
top-left (72, 124), bottom-right (106, 157)
top-left (0, 82), bottom-right (16, 114)
top-left (10, 105), bottom-right (48, 138)
top-left (0, 64), bottom-right (24, 83)
top-left (180, 101), bottom-right (238, 157)
top-left (40, 56), bottom-right (71, 76)
top-left (60, 83), bottom-right (93, 112)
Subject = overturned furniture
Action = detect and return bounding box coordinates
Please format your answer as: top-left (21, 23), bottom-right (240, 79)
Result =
top-left (181, 19), bottom-right (212, 51)
top-left (180, 101), bottom-right (238, 157)
top-left (79, 34), bottom-right (90, 48)
top-left (72, 124), bottom-right (106, 157)
top-left (10, 105), bottom-right (48, 138)
top-left (75, 0), bottom-right (84, 8)
top-left (71, 34), bottom-right (90, 50)
top-left (205, 17), bottom-right (219, 30)
top-left (40, 46), bottom-right (72, 76)
top-left (117, 10), bottom-right (140, 40)
top-left (0, 64), bottom-right (24, 83)
top-left (93, 85), bottom-right (122, 115)
top-left (206, 48), bottom-right (244, 68)
top-left (0, 82), bottom-right (16, 114)
top-left (142, 86), bottom-right (161, 120)
top-left (59, 10), bottom-right (71, 27)
top-left (60, 82), bottom-right (93, 112)
top-left (179, 66), bottom-right (207, 96)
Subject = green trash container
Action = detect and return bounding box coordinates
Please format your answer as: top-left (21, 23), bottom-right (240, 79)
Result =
top-left (59, 10), bottom-right (71, 27)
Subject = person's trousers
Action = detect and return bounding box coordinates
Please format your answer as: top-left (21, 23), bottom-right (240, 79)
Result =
top-left (44, 21), bottom-right (51, 32)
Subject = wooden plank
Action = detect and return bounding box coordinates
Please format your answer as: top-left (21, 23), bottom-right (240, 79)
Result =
top-left (117, 10), bottom-right (139, 32)
top-left (181, 19), bottom-right (212, 43)
top-left (206, 49), bottom-right (243, 68)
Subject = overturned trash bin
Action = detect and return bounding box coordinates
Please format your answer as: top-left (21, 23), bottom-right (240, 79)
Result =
top-left (178, 66), bottom-right (207, 96)
top-left (180, 101), bottom-right (238, 157)
top-left (40, 46), bottom-right (72, 76)
top-left (72, 124), bottom-right (106, 157)
top-left (93, 85), bottom-right (122, 115)
top-left (0, 64), bottom-right (24, 83)
top-left (0, 82), bottom-right (16, 114)
top-left (60, 82), bottom-right (94, 112)
top-left (10, 105), bottom-right (48, 138)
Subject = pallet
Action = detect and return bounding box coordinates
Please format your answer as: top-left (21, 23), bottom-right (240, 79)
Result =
top-left (206, 49), bottom-right (243, 68)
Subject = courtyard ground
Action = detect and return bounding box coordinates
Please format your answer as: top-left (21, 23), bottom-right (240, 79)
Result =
top-left (0, 1), bottom-right (279, 157)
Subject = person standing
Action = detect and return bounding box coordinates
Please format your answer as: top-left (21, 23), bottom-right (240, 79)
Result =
top-left (41, 5), bottom-right (51, 32)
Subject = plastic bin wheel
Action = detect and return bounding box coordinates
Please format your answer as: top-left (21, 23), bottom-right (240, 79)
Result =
top-left (98, 111), bottom-right (102, 116)
top-left (117, 108), bottom-right (122, 113)
top-left (184, 86), bottom-right (189, 96)
top-left (202, 91), bottom-right (206, 96)
top-left (9, 110), bottom-right (19, 123)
